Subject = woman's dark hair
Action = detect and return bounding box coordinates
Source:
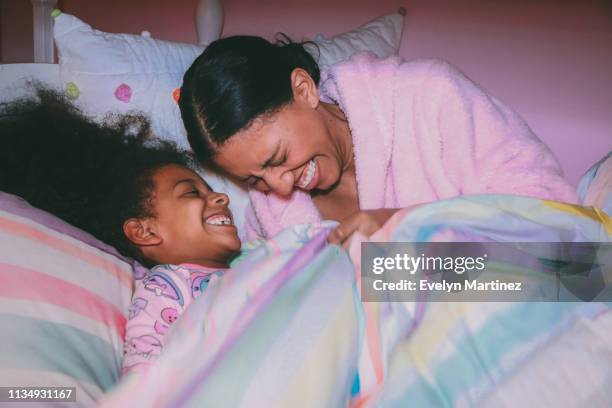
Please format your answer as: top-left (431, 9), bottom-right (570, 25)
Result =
top-left (179, 34), bottom-right (320, 164)
top-left (0, 87), bottom-right (192, 267)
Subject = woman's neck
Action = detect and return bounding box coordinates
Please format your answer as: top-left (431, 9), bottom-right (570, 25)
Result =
top-left (321, 102), bottom-right (354, 174)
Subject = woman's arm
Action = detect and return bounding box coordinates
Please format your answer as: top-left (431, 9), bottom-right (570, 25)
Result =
top-left (328, 206), bottom-right (421, 247)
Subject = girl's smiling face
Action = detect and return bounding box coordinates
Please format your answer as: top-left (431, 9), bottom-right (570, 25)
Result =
top-left (138, 164), bottom-right (240, 267)
top-left (213, 100), bottom-right (353, 197)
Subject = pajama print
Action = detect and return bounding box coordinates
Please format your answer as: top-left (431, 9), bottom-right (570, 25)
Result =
top-left (122, 263), bottom-right (225, 375)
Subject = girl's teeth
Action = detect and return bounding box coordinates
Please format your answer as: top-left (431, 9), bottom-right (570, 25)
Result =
top-left (205, 215), bottom-right (232, 225)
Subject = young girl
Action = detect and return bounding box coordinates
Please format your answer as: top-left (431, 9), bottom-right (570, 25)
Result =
top-left (120, 162), bottom-right (241, 375)
top-left (0, 88), bottom-right (241, 375)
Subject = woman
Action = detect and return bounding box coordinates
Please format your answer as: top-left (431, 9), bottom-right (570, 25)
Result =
top-left (179, 36), bottom-right (577, 245)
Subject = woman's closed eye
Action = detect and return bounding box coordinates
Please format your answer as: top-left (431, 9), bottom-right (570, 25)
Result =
top-left (262, 150), bottom-right (289, 170)
top-left (272, 152), bottom-right (288, 167)
top-left (246, 176), bottom-right (270, 192)
top-left (246, 176), bottom-right (262, 186)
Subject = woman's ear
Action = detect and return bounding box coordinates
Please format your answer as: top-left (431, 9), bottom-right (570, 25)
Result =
top-left (290, 68), bottom-right (319, 109)
top-left (123, 218), bottom-right (162, 247)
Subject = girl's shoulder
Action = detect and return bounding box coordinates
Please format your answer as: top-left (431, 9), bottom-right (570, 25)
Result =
top-left (150, 263), bottom-right (225, 275)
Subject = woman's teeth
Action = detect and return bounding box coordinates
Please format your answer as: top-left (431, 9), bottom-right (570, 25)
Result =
top-left (296, 160), bottom-right (316, 189)
top-left (205, 214), bottom-right (233, 225)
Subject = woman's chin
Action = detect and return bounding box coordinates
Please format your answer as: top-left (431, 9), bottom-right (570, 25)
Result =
top-left (312, 173), bottom-right (341, 193)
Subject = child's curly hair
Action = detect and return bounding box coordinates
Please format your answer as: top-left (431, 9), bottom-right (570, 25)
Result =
top-left (0, 86), bottom-right (193, 266)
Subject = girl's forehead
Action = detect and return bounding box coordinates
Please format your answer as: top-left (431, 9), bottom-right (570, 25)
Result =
top-left (154, 163), bottom-right (197, 178)
top-left (153, 164), bottom-right (207, 188)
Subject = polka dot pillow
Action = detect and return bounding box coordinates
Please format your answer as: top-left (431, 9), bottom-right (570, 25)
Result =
top-left (54, 12), bottom-right (203, 151)
top-left (53, 11), bottom-right (404, 151)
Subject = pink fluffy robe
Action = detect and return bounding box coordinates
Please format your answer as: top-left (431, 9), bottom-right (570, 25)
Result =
top-left (246, 53), bottom-right (577, 239)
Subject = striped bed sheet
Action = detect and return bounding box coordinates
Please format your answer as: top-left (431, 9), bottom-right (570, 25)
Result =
top-left (0, 193), bottom-right (135, 406)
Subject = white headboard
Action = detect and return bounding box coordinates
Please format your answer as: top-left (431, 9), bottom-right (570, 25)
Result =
top-left (29, 0), bottom-right (224, 63)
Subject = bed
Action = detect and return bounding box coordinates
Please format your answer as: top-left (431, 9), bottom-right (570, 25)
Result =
top-left (1, 1), bottom-right (611, 407)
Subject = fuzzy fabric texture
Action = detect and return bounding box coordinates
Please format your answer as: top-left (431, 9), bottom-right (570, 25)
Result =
top-left (246, 53), bottom-right (578, 239)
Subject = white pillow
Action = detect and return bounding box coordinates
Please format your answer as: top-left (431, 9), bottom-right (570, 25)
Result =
top-left (306, 12), bottom-right (404, 68)
top-left (54, 13), bottom-right (201, 151)
top-left (53, 11), bottom-right (405, 239)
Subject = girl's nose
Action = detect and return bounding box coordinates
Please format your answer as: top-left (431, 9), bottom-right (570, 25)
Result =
top-left (208, 192), bottom-right (230, 206)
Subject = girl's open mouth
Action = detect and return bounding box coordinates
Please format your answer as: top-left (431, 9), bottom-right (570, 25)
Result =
top-left (204, 213), bottom-right (233, 226)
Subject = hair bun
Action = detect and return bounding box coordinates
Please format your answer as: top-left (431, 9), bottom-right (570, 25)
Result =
top-left (276, 34), bottom-right (321, 85)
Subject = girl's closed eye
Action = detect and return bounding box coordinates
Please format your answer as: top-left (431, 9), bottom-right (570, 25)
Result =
top-left (184, 189), bottom-right (200, 197)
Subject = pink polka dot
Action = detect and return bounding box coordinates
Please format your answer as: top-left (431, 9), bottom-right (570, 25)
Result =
top-left (172, 87), bottom-right (180, 104)
top-left (114, 83), bottom-right (132, 103)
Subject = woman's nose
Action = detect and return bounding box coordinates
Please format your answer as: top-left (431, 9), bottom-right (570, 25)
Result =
top-left (263, 170), bottom-right (295, 196)
top-left (208, 192), bottom-right (230, 206)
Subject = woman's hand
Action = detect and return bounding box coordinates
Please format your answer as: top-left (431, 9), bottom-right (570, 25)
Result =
top-left (328, 208), bottom-right (401, 247)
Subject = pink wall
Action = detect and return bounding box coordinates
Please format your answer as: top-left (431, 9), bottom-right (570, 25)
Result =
top-left (0, 2), bottom-right (3, 61)
top-left (222, 0), bottom-right (404, 38)
top-left (0, 3), bottom-right (3, 61)
top-left (0, 0), bottom-right (33, 63)
top-left (11, 0), bottom-right (612, 184)
top-left (62, 0), bottom-right (198, 43)
top-left (396, 0), bottom-right (612, 186)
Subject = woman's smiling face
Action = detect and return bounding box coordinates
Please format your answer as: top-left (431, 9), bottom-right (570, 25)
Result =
top-left (213, 100), bottom-right (350, 197)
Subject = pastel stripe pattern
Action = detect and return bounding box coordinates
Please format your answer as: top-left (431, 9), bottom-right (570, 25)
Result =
top-left (577, 151), bottom-right (611, 214)
top-left (354, 195), bottom-right (612, 407)
top-left (0, 196), bottom-right (135, 405)
top-left (102, 195), bottom-right (611, 407)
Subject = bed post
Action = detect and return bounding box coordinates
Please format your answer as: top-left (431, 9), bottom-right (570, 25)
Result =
top-left (31, 0), bottom-right (57, 63)
top-left (196, 0), bottom-right (224, 46)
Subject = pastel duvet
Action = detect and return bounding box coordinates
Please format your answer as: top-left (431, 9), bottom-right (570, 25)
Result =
top-left (102, 194), bottom-right (611, 407)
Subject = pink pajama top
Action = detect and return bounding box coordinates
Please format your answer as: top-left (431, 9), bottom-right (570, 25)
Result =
top-left (122, 263), bottom-right (226, 376)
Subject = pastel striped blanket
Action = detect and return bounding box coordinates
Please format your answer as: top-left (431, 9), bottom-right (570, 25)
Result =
top-left (101, 195), bottom-right (611, 407)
